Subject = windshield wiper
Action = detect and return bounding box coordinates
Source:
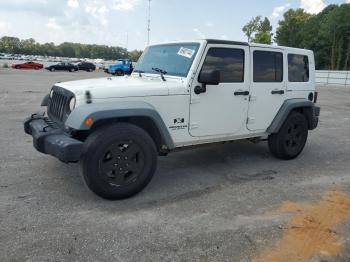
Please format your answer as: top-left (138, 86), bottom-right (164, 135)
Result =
top-left (152, 67), bottom-right (167, 81)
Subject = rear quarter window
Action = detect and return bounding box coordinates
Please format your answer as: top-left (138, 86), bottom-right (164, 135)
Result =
top-left (288, 54), bottom-right (309, 82)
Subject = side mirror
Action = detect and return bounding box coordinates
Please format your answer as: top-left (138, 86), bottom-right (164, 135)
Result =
top-left (198, 70), bottom-right (220, 85)
top-left (194, 70), bottom-right (220, 95)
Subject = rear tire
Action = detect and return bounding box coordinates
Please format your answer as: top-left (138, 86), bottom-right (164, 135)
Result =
top-left (15, 66), bottom-right (20, 69)
top-left (81, 123), bottom-right (157, 200)
top-left (268, 112), bottom-right (308, 160)
top-left (50, 67), bottom-right (55, 72)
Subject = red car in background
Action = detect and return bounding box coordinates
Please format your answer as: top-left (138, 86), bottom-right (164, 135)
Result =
top-left (11, 61), bottom-right (44, 70)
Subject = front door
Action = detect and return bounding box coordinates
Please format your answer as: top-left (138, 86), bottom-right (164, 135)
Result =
top-left (189, 44), bottom-right (250, 137)
top-left (247, 47), bottom-right (286, 131)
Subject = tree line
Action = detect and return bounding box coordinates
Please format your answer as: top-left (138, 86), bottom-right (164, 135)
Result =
top-left (242, 3), bottom-right (350, 70)
top-left (0, 36), bottom-right (143, 62)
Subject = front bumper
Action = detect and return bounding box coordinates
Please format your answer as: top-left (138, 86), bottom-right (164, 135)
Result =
top-left (24, 113), bottom-right (83, 163)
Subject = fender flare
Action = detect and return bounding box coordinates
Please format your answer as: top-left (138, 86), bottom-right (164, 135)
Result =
top-left (65, 101), bottom-right (175, 149)
top-left (267, 99), bottom-right (317, 134)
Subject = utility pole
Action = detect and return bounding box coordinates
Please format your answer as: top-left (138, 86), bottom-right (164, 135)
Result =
top-left (125, 32), bottom-right (128, 51)
top-left (147, 0), bottom-right (151, 46)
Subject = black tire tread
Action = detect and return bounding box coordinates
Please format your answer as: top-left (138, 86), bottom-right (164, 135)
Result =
top-left (268, 111), bottom-right (308, 160)
top-left (81, 123), bottom-right (157, 200)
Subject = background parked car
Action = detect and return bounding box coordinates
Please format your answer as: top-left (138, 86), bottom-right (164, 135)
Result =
top-left (11, 61), bottom-right (43, 70)
top-left (105, 59), bottom-right (133, 76)
top-left (45, 62), bottom-right (78, 72)
top-left (77, 62), bottom-right (96, 72)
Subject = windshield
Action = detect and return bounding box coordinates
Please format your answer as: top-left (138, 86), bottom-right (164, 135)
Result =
top-left (135, 43), bottom-right (200, 77)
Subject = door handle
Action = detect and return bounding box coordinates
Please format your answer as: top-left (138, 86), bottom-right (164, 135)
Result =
top-left (234, 90), bottom-right (249, 96)
top-left (271, 90), bottom-right (285, 95)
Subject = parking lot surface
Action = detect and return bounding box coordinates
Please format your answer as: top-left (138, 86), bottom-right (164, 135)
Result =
top-left (1, 68), bottom-right (350, 261)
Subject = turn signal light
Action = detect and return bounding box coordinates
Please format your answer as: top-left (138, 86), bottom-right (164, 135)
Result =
top-left (85, 117), bottom-right (94, 126)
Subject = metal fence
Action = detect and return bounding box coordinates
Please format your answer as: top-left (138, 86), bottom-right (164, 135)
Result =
top-left (316, 70), bottom-right (350, 87)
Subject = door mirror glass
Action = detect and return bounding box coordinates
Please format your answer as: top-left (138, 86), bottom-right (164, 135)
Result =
top-left (198, 70), bottom-right (220, 85)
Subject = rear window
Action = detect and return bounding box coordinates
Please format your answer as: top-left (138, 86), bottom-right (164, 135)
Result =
top-left (288, 54), bottom-right (309, 82)
top-left (253, 51), bottom-right (283, 82)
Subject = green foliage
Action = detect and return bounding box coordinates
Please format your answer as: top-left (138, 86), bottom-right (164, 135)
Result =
top-left (0, 36), bottom-right (143, 61)
top-left (243, 16), bottom-right (273, 44)
top-left (259, 17), bottom-right (273, 32)
top-left (275, 9), bottom-right (312, 47)
top-left (252, 31), bottom-right (272, 45)
top-left (129, 50), bottom-right (143, 62)
top-left (242, 16), bottom-right (261, 42)
top-left (275, 4), bottom-right (350, 70)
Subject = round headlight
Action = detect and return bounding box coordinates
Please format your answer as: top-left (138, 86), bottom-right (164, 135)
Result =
top-left (50, 89), bottom-right (54, 98)
top-left (69, 97), bottom-right (76, 111)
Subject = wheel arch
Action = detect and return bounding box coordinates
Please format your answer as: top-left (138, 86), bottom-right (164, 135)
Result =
top-left (267, 99), bottom-right (317, 134)
top-left (65, 101), bottom-right (174, 151)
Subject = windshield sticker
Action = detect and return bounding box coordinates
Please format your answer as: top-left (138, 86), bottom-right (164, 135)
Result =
top-left (177, 47), bottom-right (195, 59)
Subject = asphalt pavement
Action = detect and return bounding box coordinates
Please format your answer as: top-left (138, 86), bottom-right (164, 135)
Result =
top-left (1, 68), bottom-right (350, 261)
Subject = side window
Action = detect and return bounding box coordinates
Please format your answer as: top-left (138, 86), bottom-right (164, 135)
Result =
top-left (288, 54), bottom-right (309, 82)
top-left (200, 47), bottom-right (244, 83)
top-left (253, 51), bottom-right (283, 82)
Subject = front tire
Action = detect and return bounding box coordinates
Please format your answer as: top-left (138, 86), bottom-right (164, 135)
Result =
top-left (115, 69), bottom-right (124, 76)
top-left (268, 112), bottom-right (308, 160)
top-left (81, 123), bottom-right (157, 200)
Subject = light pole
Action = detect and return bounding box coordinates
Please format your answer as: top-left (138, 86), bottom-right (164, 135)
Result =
top-left (125, 32), bottom-right (128, 51)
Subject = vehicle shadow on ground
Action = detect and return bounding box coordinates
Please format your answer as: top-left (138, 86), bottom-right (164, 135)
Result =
top-left (41, 139), bottom-right (295, 210)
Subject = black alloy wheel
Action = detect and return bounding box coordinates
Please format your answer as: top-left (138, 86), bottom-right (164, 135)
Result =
top-left (99, 140), bottom-right (145, 187)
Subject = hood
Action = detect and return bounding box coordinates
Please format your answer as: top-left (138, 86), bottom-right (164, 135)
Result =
top-left (57, 74), bottom-right (187, 99)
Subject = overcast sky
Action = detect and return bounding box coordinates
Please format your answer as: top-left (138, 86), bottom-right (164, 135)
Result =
top-left (0, 0), bottom-right (349, 51)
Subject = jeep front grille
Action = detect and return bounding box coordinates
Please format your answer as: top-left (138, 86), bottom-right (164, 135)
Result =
top-left (47, 86), bottom-right (73, 123)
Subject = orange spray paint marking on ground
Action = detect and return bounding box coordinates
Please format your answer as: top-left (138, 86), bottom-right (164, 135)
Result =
top-left (252, 191), bottom-right (350, 262)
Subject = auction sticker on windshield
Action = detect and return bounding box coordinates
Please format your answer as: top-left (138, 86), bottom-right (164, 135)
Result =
top-left (177, 47), bottom-right (195, 59)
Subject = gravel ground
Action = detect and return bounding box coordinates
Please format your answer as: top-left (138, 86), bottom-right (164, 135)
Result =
top-left (1, 68), bottom-right (350, 261)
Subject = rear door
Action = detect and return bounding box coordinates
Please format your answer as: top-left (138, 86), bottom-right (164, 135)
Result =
top-left (189, 44), bottom-right (250, 137)
top-left (247, 47), bottom-right (286, 131)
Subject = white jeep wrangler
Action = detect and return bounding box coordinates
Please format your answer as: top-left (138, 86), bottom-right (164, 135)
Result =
top-left (24, 39), bottom-right (320, 200)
